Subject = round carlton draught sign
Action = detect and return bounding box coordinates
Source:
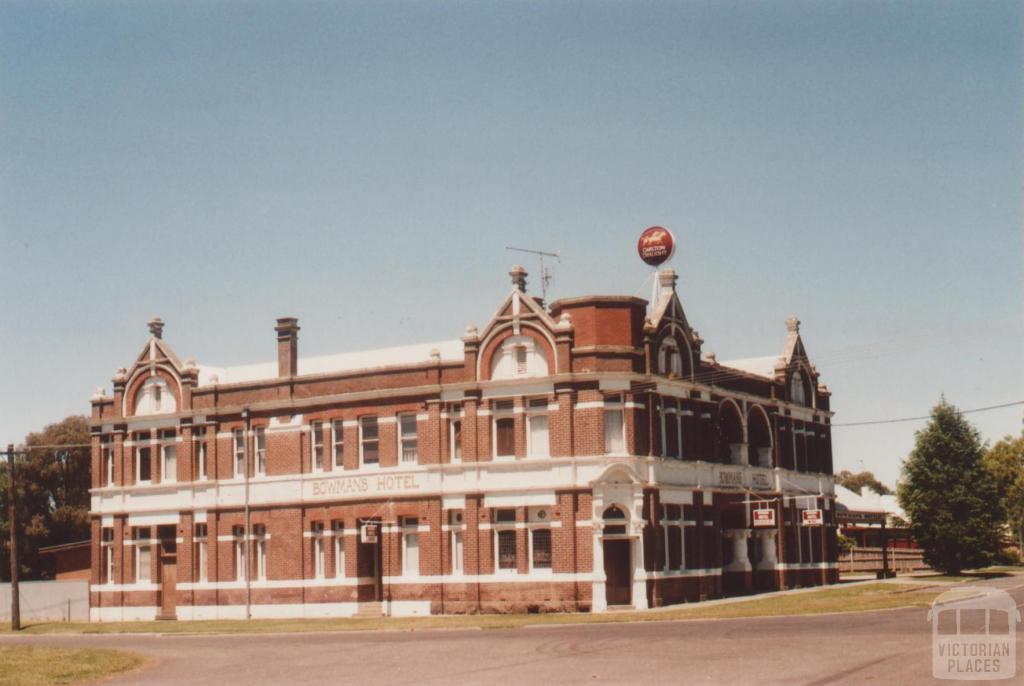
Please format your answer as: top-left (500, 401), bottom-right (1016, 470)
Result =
top-left (637, 226), bottom-right (676, 266)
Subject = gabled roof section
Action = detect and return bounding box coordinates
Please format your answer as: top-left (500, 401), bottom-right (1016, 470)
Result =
top-left (643, 269), bottom-right (696, 343)
top-left (718, 317), bottom-right (819, 383)
top-left (477, 265), bottom-right (561, 342)
top-left (127, 318), bottom-right (184, 377)
top-left (782, 316), bottom-right (809, 365)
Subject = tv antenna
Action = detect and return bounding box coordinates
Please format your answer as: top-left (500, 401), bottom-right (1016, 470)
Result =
top-left (505, 246), bottom-right (560, 301)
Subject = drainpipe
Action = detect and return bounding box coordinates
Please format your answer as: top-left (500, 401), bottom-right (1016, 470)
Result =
top-left (242, 408), bottom-right (251, 619)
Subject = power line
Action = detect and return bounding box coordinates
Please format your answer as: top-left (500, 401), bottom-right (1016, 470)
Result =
top-left (832, 400), bottom-right (1024, 427)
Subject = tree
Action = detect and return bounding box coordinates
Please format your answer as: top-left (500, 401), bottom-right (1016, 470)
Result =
top-left (897, 399), bottom-right (1004, 575)
top-left (836, 469), bottom-right (892, 495)
top-left (0, 416), bottom-right (91, 580)
top-left (982, 433), bottom-right (1024, 552)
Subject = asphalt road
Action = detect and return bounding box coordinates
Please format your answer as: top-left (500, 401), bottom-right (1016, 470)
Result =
top-left (5, 577), bottom-right (1023, 686)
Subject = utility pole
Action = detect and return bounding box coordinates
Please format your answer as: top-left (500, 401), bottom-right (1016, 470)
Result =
top-left (7, 444), bottom-right (20, 631)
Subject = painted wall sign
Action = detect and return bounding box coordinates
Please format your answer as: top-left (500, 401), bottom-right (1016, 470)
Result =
top-left (719, 470), bottom-right (743, 486)
top-left (751, 472), bottom-right (772, 489)
top-left (637, 226), bottom-right (677, 266)
top-left (307, 473), bottom-right (421, 500)
top-left (752, 508), bottom-right (776, 527)
top-left (802, 509), bottom-right (824, 526)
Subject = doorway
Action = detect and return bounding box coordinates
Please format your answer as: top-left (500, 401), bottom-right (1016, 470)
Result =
top-left (603, 539), bottom-right (632, 606)
top-left (157, 528), bottom-right (177, 620)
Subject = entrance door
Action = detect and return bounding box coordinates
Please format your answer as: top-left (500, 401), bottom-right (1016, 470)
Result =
top-left (160, 556), bottom-right (177, 617)
top-left (603, 539), bottom-right (632, 606)
top-left (357, 520), bottom-right (383, 602)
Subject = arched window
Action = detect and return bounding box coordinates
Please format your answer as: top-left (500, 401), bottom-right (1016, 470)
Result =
top-left (658, 338), bottom-right (683, 377)
top-left (134, 377), bottom-right (176, 416)
top-left (603, 505), bottom-right (628, 535)
top-left (490, 335), bottom-right (549, 380)
top-left (790, 371), bottom-right (808, 406)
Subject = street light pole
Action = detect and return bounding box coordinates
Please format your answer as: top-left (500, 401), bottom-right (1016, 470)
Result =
top-left (7, 444), bottom-right (20, 631)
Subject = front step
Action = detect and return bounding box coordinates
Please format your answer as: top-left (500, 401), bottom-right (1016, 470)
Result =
top-left (605, 605), bottom-right (635, 612)
top-left (355, 602), bottom-right (384, 618)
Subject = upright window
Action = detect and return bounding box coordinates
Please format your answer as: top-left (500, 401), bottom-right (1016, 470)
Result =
top-left (194, 523), bottom-right (208, 583)
top-left (253, 524), bottom-right (267, 581)
top-left (332, 420), bottom-right (345, 468)
top-left (515, 346), bottom-right (528, 375)
top-left (450, 418), bottom-right (463, 463)
top-left (664, 505), bottom-right (683, 571)
top-left (254, 427), bottom-right (266, 476)
top-left (135, 432), bottom-right (152, 484)
top-left (135, 527), bottom-right (151, 583)
top-left (791, 371), bottom-right (807, 406)
top-left (101, 528), bottom-right (114, 584)
top-left (312, 522), bottom-right (326, 579)
top-left (159, 430), bottom-right (176, 483)
top-left (359, 417), bottom-right (379, 466)
top-left (531, 529), bottom-right (552, 569)
top-left (332, 520), bottom-right (345, 578)
top-left (604, 398), bottom-right (625, 454)
top-left (233, 525), bottom-right (247, 581)
top-left (497, 530), bottom-right (517, 570)
top-left (102, 437), bottom-right (114, 486)
top-left (451, 530), bottom-right (464, 573)
top-left (194, 427), bottom-right (207, 481)
top-left (402, 517), bottom-right (419, 576)
top-left (233, 429), bottom-right (245, 478)
top-left (494, 401), bottom-right (515, 459)
top-left (153, 384), bottom-right (162, 411)
top-left (526, 398), bottom-right (549, 458)
top-left (311, 421), bottom-right (324, 472)
top-left (398, 414), bottom-right (418, 464)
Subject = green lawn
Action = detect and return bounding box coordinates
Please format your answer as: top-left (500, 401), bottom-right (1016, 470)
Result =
top-left (0, 646), bottom-right (144, 686)
top-left (1, 583), bottom-right (940, 636)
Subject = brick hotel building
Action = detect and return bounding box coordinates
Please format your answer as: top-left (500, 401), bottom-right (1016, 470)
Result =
top-left (88, 265), bottom-right (837, 621)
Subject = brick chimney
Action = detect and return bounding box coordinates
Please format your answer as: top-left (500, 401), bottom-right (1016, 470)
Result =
top-left (275, 317), bottom-right (300, 377)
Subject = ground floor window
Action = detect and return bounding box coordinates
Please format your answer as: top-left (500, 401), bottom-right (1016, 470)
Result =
top-left (451, 530), bottom-right (463, 573)
top-left (135, 527), bottom-right (151, 583)
top-left (497, 530), bottom-right (517, 570)
top-left (530, 529), bottom-right (551, 569)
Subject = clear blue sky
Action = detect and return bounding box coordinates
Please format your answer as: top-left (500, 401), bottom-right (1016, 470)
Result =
top-left (2, 1), bottom-right (1021, 487)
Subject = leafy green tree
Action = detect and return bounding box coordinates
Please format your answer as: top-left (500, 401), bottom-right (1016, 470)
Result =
top-left (982, 433), bottom-right (1024, 552)
top-left (0, 416), bottom-right (91, 580)
top-left (897, 399), bottom-right (1004, 575)
top-left (836, 469), bottom-right (892, 495)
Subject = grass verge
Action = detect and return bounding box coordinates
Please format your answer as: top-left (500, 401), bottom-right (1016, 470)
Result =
top-left (0, 646), bottom-right (144, 686)
top-left (0, 583), bottom-right (940, 636)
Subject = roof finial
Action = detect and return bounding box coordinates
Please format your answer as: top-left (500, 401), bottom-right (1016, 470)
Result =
top-left (148, 317), bottom-right (164, 339)
top-left (785, 316), bottom-right (800, 334)
top-left (509, 265), bottom-right (528, 292)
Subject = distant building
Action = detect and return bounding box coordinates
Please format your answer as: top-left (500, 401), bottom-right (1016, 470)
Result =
top-left (39, 540), bottom-right (91, 581)
top-left (835, 485), bottom-right (917, 549)
top-left (88, 265), bottom-right (837, 621)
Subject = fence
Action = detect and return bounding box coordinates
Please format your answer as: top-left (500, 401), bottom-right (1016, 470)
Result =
top-left (0, 581), bottom-right (89, 622)
top-left (841, 546), bottom-right (929, 575)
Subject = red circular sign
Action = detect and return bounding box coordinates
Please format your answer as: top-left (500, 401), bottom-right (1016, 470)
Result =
top-left (637, 226), bottom-right (676, 266)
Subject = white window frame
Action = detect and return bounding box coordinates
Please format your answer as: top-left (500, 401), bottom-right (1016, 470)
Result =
top-left (526, 399), bottom-right (550, 458)
top-left (135, 434), bottom-right (152, 485)
top-left (401, 517), bottom-right (420, 577)
top-left (102, 437), bottom-right (114, 486)
top-left (254, 427), bottom-right (266, 476)
top-left (195, 524), bottom-right (208, 583)
top-left (314, 537), bottom-right (326, 580)
top-left (234, 530), bottom-right (247, 582)
top-left (333, 528), bottom-right (345, 579)
top-left (492, 402), bottom-right (516, 460)
top-left (101, 528), bottom-right (114, 585)
top-left (449, 414), bottom-right (463, 463)
top-left (529, 528), bottom-right (552, 571)
top-left (332, 420), bottom-right (345, 468)
top-left (398, 413), bottom-right (418, 464)
top-left (311, 421), bottom-right (324, 473)
top-left (135, 528), bottom-right (151, 583)
top-left (359, 416), bottom-right (379, 467)
top-left (233, 429), bottom-right (245, 479)
top-left (159, 430), bottom-right (176, 484)
top-left (603, 398), bottom-right (626, 455)
top-left (451, 529), bottom-right (463, 574)
top-left (494, 527), bottom-right (518, 574)
top-left (194, 428), bottom-right (207, 482)
top-left (256, 535), bottom-right (267, 581)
